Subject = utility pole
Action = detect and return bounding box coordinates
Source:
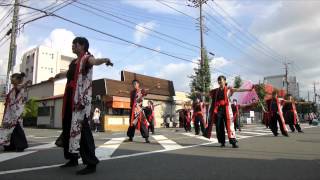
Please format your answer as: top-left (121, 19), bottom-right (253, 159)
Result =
top-left (283, 62), bottom-right (290, 95)
top-left (314, 82), bottom-right (316, 104)
top-left (5, 0), bottom-right (20, 93)
top-left (188, 0), bottom-right (208, 99)
top-left (308, 91), bottom-right (310, 102)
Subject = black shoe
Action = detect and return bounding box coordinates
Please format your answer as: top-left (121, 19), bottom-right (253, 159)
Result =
top-left (60, 160), bottom-right (78, 168)
top-left (220, 143), bottom-right (225, 148)
top-left (76, 165), bottom-right (96, 175)
top-left (283, 133), bottom-right (289, 137)
top-left (145, 138), bottom-right (150, 143)
top-left (125, 137), bottom-right (133, 142)
top-left (298, 130), bottom-right (304, 133)
top-left (16, 149), bottom-right (24, 152)
top-left (3, 146), bottom-right (14, 152)
top-left (232, 143), bottom-right (239, 148)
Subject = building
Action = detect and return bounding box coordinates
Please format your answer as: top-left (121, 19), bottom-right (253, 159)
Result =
top-left (26, 70), bottom-right (177, 131)
top-left (93, 71), bottom-right (176, 131)
top-left (20, 45), bottom-right (75, 85)
top-left (26, 73), bottom-right (66, 128)
top-left (264, 75), bottom-right (299, 98)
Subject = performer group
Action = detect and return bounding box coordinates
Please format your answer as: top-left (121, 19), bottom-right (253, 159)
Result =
top-left (0, 37), bottom-right (312, 175)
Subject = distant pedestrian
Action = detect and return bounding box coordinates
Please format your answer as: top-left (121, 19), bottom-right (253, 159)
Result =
top-left (92, 108), bottom-right (101, 132)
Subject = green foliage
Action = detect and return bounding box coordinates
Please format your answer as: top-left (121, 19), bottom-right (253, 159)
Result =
top-left (23, 98), bottom-right (38, 118)
top-left (254, 84), bottom-right (267, 111)
top-left (189, 49), bottom-right (212, 102)
top-left (233, 76), bottom-right (243, 88)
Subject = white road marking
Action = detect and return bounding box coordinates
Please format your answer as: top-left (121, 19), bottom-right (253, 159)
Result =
top-left (0, 151), bottom-right (36, 163)
top-left (27, 142), bottom-right (56, 150)
top-left (0, 125), bottom-right (317, 175)
top-left (152, 135), bottom-right (183, 150)
top-left (95, 137), bottom-right (126, 159)
top-left (181, 133), bottom-right (218, 143)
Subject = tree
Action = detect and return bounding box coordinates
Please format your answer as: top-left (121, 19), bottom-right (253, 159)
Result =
top-left (233, 76), bottom-right (243, 88)
top-left (254, 83), bottom-right (267, 111)
top-left (23, 98), bottom-right (38, 119)
top-left (189, 48), bottom-right (211, 101)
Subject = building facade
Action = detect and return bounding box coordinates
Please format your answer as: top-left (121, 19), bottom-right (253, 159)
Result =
top-left (93, 71), bottom-right (176, 131)
top-left (264, 74), bottom-right (299, 98)
top-left (20, 45), bottom-right (75, 85)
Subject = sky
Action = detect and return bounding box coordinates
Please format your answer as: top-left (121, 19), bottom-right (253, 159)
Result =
top-left (0, 0), bottom-right (320, 100)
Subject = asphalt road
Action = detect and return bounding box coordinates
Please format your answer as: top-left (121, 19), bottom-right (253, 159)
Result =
top-left (0, 123), bottom-right (319, 180)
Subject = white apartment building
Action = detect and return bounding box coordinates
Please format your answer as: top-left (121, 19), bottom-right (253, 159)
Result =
top-left (20, 45), bottom-right (75, 84)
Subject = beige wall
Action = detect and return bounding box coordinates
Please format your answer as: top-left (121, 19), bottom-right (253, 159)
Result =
top-left (60, 55), bottom-right (74, 72)
top-left (0, 101), bottom-right (4, 126)
top-left (53, 78), bottom-right (67, 96)
top-left (28, 81), bottom-right (54, 99)
top-left (53, 98), bottom-right (63, 128)
top-left (37, 98), bottom-right (63, 128)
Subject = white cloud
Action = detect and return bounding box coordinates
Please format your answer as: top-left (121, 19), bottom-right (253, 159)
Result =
top-left (134, 21), bottom-right (157, 43)
top-left (122, 0), bottom-right (189, 15)
top-left (43, 28), bottom-right (75, 55)
top-left (211, 56), bottom-right (230, 69)
top-left (156, 56), bottom-right (231, 91)
top-left (247, 0), bottom-right (320, 98)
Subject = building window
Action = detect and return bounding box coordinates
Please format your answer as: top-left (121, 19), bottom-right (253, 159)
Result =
top-left (109, 108), bottom-right (130, 115)
top-left (25, 68), bottom-right (29, 75)
top-left (31, 66), bottom-right (33, 73)
top-left (38, 106), bottom-right (50, 116)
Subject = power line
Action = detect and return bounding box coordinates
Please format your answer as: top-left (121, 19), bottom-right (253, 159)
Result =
top-left (73, 1), bottom-right (199, 52)
top-left (210, 2), bottom-right (284, 62)
top-left (17, 4), bottom-right (198, 64)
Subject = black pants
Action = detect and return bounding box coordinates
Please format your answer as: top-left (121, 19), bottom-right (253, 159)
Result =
top-left (194, 115), bottom-right (205, 135)
top-left (62, 119), bottom-right (99, 166)
top-left (148, 118), bottom-right (155, 134)
top-left (286, 112), bottom-right (302, 132)
top-left (270, 112), bottom-right (288, 136)
top-left (216, 107), bottom-right (237, 145)
top-left (184, 119), bottom-right (191, 132)
top-left (62, 88), bottom-right (99, 166)
top-left (234, 116), bottom-right (241, 131)
top-left (3, 123), bottom-right (28, 151)
top-left (127, 120), bottom-right (149, 139)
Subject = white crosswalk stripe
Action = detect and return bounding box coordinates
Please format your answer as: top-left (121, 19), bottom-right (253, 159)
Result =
top-left (181, 133), bottom-right (218, 143)
top-left (152, 135), bottom-right (183, 150)
top-left (95, 137), bottom-right (126, 159)
top-left (27, 141), bottom-right (56, 150)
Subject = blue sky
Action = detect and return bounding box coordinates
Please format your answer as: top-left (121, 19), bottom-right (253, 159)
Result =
top-left (1, 0), bottom-right (320, 100)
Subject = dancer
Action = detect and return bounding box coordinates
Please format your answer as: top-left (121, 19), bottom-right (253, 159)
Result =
top-left (266, 91), bottom-right (289, 137)
top-left (144, 100), bottom-right (160, 135)
top-left (231, 99), bottom-right (241, 131)
top-left (205, 75), bottom-right (254, 148)
top-left (183, 104), bottom-right (192, 132)
top-left (125, 80), bottom-right (160, 143)
top-left (0, 73), bottom-right (30, 152)
top-left (283, 94), bottom-right (305, 133)
top-left (59, 37), bottom-right (113, 175)
top-left (192, 96), bottom-right (206, 135)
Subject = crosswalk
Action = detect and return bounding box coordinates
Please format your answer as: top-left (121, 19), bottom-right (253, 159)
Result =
top-left (0, 124), bottom-right (316, 175)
